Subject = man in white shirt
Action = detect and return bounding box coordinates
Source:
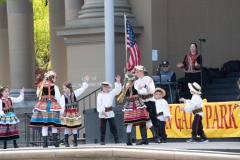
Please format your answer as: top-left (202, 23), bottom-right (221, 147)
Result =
top-left (97, 75), bottom-right (122, 145)
top-left (134, 65), bottom-right (160, 145)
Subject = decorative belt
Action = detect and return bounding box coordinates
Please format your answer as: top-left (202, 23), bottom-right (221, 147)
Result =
top-left (139, 94), bottom-right (153, 100)
top-left (157, 112), bottom-right (163, 117)
top-left (127, 97), bottom-right (139, 102)
top-left (65, 105), bottom-right (78, 110)
top-left (192, 108), bottom-right (203, 115)
top-left (3, 108), bottom-right (14, 113)
top-left (105, 106), bottom-right (113, 112)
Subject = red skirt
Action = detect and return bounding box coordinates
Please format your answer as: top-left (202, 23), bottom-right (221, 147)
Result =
top-left (123, 98), bottom-right (150, 126)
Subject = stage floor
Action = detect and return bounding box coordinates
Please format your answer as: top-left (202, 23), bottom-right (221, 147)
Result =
top-left (0, 142), bottom-right (240, 160)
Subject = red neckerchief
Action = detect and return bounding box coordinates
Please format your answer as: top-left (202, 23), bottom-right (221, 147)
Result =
top-left (184, 53), bottom-right (198, 68)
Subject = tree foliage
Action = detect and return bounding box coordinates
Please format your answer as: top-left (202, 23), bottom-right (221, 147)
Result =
top-left (33, 0), bottom-right (51, 69)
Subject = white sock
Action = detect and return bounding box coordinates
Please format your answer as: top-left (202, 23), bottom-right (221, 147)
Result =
top-left (52, 127), bottom-right (58, 133)
top-left (146, 121), bottom-right (153, 128)
top-left (64, 129), bottom-right (70, 135)
top-left (126, 124), bottom-right (133, 133)
top-left (72, 129), bottom-right (78, 134)
top-left (42, 127), bottom-right (48, 136)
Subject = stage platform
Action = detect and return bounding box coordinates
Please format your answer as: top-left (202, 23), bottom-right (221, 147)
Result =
top-left (0, 142), bottom-right (240, 160)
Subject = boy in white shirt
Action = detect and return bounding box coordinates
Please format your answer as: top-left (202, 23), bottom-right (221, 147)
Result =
top-left (179, 82), bottom-right (208, 143)
top-left (154, 88), bottom-right (172, 143)
top-left (97, 75), bottom-right (121, 145)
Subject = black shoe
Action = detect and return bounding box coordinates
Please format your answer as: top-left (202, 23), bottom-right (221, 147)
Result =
top-left (149, 126), bottom-right (160, 143)
top-left (13, 140), bottom-right (19, 148)
top-left (136, 139), bottom-right (149, 145)
top-left (64, 134), bottom-right (70, 147)
top-left (100, 142), bottom-right (105, 145)
top-left (115, 138), bottom-right (121, 144)
top-left (187, 138), bottom-right (197, 143)
top-left (126, 133), bottom-right (132, 146)
top-left (3, 141), bottom-right (7, 149)
top-left (52, 133), bottom-right (59, 147)
top-left (201, 139), bottom-right (209, 143)
top-left (161, 139), bottom-right (166, 143)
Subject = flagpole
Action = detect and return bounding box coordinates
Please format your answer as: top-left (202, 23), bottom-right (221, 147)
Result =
top-left (124, 13), bottom-right (128, 73)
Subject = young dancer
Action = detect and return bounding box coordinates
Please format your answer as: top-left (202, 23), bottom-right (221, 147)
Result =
top-left (118, 73), bottom-right (150, 145)
top-left (154, 87), bottom-right (172, 143)
top-left (179, 82), bottom-right (208, 143)
top-left (29, 70), bottom-right (62, 148)
top-left (97, 75), bottom-right (121, 145)
top-left (134, 65), bottom-right (161, 145)
top-left (0, 86), bottom-right (25, 149)
top-left (60, 75), bottom-right (89, 147)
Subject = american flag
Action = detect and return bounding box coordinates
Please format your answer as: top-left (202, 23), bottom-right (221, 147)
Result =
top-left (125, 17), bottom-right (141, 72)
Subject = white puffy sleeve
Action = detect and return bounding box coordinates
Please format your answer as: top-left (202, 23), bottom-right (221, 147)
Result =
top-left (162, 100), bottom-right (172, 118)
top-left (0, 99), bottom-right (5, 116)
top-left (183, 96), bottom-right (199, 114)
top-left (10, 91), bottom-right (24, 103)
top-left (60, 95), bottom-right (66, 110)
top-left (74, 82), bottom-right (89, 97)
top-left (110, 82), bottom-right (122, 96)
top-left (97, 93), bottom-right (105, 113)
top-left (54, 85), bottom-right (61, 103)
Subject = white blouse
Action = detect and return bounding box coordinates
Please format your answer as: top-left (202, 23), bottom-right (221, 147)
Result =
top-left (97, 82), bottom-right (121, 118)
top-left (155, 98), bottom-right (172, 121)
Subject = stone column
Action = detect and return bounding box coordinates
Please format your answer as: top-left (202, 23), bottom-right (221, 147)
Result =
top-left (65, 0), bottom-right (84, 23)
top-left (0, 2), bottom-right (10, 85)
top-left (104, 0), bottom-right (115, 86)
top-left (49, 0), bottom-right (67, 87)
top-left (7, 0), bottom-right (35, 88)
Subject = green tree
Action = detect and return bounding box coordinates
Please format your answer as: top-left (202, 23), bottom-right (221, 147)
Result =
top-left (33, 0), bottom-right (51, 69)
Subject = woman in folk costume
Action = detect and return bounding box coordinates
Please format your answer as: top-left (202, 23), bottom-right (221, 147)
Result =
top-left (29, 71), bottom-right (62, 148)
top-left (0, 86), bottom-right (25, 149)
top-left (117, 73), bottom-right (151, 145)
top-left (60, 75), bottom-right (89, 147)
top-left (177, 43), bottom-right (202, 99)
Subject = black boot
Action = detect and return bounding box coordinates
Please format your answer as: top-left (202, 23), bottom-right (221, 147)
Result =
top-left (114, 134), bottom-right (121, 144)
top-left (64, 134), bottom-right (70, 147)
top-left (52, 133), bottom-right (59, 147)
top-left (73, 134), bottom-right (78, 147)
top-left (43, 136), bottom-right (48, 148)
top-left (150, 126), bottom-right (161, 143)
top-left (126, 133), bottom-right (132, 145)
top-left (3, 141), bottom-right (7, 149)
top-left (136, 125), bottom-right (148, 145)
top-left (13, 140), bottom-right (19, 148)
top-left (200, 134), bottom-right (209, 142)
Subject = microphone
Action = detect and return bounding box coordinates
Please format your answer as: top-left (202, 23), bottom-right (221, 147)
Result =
top-left (157, 65), bottom-right (161, 72)
top-left (199, 39), bottom-right (206, 42)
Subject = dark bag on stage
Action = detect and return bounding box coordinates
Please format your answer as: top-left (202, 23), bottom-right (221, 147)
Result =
top-left (222, 60), bottom-right (240, 72)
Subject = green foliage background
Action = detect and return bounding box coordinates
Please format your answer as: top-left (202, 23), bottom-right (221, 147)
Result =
top-left (33, 0), bottom-right (51, 69)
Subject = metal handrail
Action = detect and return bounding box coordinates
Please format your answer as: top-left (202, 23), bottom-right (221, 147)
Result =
top-left (77, 87), bottom-right (101, 111)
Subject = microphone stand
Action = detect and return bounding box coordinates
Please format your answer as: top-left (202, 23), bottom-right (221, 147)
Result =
top-left (199, 39), bottom-right (206, 94)
top-left (157, 65), bottom-right (162, 86)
